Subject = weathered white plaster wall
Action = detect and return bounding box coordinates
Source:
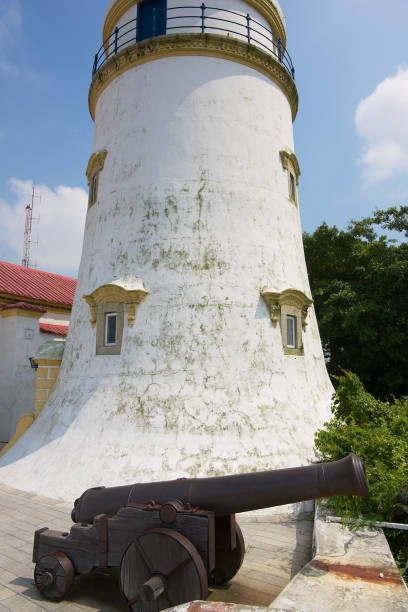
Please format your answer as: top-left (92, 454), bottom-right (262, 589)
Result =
top-left (0, 312), bottom-right (66, 442)
top-left (0, 315), bottom-right (17, 442)
top-left (0, 50), bottom-right (333, 503)
top-left (1, 316), bottom-right (44, 441)
top-left (13, 318), bottom-right (41, 436)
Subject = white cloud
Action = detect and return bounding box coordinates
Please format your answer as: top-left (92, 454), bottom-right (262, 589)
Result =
top-left (0, 0), bottom-right (21, 48)
top-left (0, 178), bottom-right (87, 276)
top-left (355, 67), bottom-right (408, 184)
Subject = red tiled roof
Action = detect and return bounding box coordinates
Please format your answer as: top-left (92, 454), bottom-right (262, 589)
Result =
top-left (0, 261), bottom-right (76, 307)
top-left (40, 323), bottom-right (69, 336)
top-left (0, 301), bottom-right (46, 313)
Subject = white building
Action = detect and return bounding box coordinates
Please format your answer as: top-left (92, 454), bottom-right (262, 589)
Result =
top-left (0, 0), bottom-right (333, 503)
top-left (0, 261), bottom-right (75, 443)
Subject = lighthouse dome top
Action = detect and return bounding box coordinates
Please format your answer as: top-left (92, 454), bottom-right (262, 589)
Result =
top-left (91, 0), bottom-right (297, 121)
top-left (103, 0), bottom-right (286, 46)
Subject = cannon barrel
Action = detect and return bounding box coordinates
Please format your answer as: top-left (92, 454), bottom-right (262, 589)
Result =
top-left (72, 453), bottom-right (369, 524)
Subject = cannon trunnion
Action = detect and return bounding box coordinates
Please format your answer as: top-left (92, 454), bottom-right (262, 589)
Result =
top-left (32, 454), bottom-right (369, 609)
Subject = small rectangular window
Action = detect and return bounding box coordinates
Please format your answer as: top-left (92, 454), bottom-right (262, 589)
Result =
top-left (286, 315), bottom-right (296, 348)
top-left (91, 175), bottom-right (98, 203)
top-left (289, 173), bottom-right (296, 202)
top-left (105, 313), bottom-right (117, 346)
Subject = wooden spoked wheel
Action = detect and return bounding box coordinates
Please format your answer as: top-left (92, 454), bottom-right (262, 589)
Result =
top-left (34, 551), bottom-right (75, 601)
top-left (209, 522), bottom-right (245, 586)
top-left (120, 528), bottom-right (208, 611)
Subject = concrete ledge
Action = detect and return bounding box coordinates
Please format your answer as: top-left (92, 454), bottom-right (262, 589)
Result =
top-left (268, 502), bottom-right (408, 612)
top-left (170, 503), bottom-right (407, 612)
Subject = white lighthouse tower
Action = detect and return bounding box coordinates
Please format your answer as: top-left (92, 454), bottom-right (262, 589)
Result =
top-left (0, 0), bottom-right (333, 501)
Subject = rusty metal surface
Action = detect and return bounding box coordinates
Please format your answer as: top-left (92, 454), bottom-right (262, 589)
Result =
top-left (310, 558), bottom-right (404, 585)
top-left (176, 602), bottom-right (266, 612)
top-left (186, 603), bottom-right (236, 612)
top-left (269, 501), bottom-right (408, 612)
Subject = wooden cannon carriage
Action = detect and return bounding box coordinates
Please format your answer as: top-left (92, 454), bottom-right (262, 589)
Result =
top-left (33, 453), bottom-right (369, 610)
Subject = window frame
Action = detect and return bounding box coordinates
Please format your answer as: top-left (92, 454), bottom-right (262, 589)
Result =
top-left (83, 278), bottom-right (149, 357)
top-left (261, 288), bottom-right (313, 357)
top-left (279, 150), bottom-right (300, 207)
top-left (90, 174), bottom-right (98, 206)
top-left (104, 312), bottom-right (118, 346)
top-left (286, 314), bottom-right (296, 348)
top-left (280, 302), bottom-right (303, 354)
top-left (289, 172), bottom-right (296, 204)
top-left (86, 150), bottom-right (107, 209)
top-left (96, 302), bottom-right (124, 355)
top-left (137, 0), bottom-right (167, 42)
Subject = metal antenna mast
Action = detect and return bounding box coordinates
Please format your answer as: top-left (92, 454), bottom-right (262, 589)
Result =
top-left (21, 187), bottom-right (40, 268)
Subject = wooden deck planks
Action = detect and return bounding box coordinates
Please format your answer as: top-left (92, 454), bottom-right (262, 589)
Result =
top-left (208, 518), bottom-right (314, 606)
top-left (0, 482), bottom-right (313, 610)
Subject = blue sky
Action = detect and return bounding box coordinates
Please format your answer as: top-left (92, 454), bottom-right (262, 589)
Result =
top-left (0, 0), bottom-right (407, 276)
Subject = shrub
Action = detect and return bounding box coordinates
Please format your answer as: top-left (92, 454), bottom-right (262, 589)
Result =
top-left (314, 371), bottom-right (408, 579)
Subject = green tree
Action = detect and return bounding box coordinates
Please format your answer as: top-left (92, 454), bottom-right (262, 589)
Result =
top-left (303, 206), bottom-right (408, 399)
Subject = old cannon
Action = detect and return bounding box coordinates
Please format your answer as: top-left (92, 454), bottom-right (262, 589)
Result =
top-left (33, 453), bottom-right (369, 609)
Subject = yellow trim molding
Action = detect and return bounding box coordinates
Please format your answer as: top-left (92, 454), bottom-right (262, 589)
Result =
top-left (83, 278), bottom-right (148, 328)
top-left (86, 150), bottom-right (108, 185)
top-left (89, 33), bottom-right (298, 121)
top-left (279, 149), bottom-right (300, 185)
top-left (0, 308), bottom-right (44, 319)
top-left (35, 358), bottom-right (63, 366)
top-left (86, 150), bottom-right (107, 208)
top-left (284, 346), bottom-right (303, 356)
top-left (103, 0), bottom-right (286, 53)
top-left (103, 0), bottom-right (136, 48)
top-left (0, 293), bottom-right (71, 313)
top-left (261, 288), bottom-right (312, 331)
top-left (0, 413), bottom-right (36, 457)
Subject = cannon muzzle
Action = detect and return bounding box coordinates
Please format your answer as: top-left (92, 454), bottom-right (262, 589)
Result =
top-left (72, 453), bottom-right (369, 524)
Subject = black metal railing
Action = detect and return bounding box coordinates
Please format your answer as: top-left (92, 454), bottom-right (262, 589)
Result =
top-left (92, 5), bottom-right (295, 79)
